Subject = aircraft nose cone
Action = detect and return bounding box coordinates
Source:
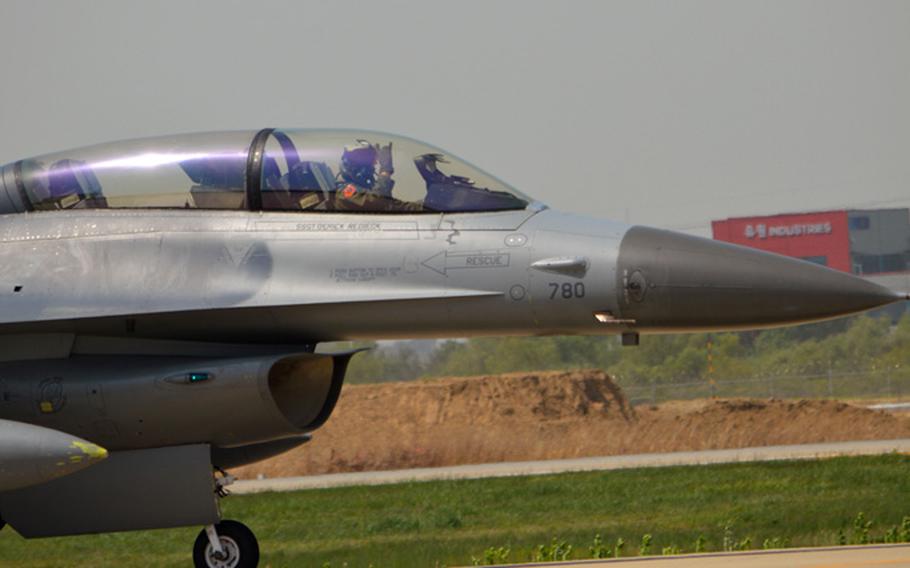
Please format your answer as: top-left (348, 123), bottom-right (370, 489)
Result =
top-left (616, 226), bottom-right (902, 331)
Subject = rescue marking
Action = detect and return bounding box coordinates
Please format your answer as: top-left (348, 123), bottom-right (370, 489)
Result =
top-left (421, 250), bottom-right (511, 276)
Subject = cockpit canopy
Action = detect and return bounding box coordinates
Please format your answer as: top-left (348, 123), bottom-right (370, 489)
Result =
top-left (0, 129), bottom-right (534, 215)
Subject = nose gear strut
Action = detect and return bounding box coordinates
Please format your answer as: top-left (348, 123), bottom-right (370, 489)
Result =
top-left (192, 468), bottom-right (259, 568)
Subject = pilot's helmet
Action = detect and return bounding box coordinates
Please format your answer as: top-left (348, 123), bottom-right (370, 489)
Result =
top-left (340, 141), bottom-right (377, 188)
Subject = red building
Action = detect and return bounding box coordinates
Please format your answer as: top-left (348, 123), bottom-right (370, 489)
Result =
top-left (712, 210), bottom-right (852, 272)
top-left (713, 208), bottom-right (910, 277)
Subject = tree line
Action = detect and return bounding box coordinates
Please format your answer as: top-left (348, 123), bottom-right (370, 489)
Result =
top-left (338, 310), bottom-right (910, 387)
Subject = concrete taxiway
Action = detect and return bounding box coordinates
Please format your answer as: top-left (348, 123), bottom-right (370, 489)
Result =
top-left (488, 544), bottom-right (910, 567)
top-left (492, 544), bottom-right (910, 567)
top-left (231, 438), bottom-right (910, 494)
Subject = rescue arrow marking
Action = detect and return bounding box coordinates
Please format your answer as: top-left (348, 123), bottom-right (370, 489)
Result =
top-left (421, 251), bottom-right (511, 276)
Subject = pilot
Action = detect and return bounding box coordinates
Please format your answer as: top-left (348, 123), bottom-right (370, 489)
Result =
top-left (333, 141), bottom-right (395, 211)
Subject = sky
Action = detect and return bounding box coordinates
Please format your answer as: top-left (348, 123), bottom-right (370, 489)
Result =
top-left (1, 1), bottom-right (908, 236)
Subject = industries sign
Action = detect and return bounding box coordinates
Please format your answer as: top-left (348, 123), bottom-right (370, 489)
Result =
top-left (744, 221), bottom-right (833, 239)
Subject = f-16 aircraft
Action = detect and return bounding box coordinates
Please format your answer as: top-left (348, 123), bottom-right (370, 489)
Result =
top-left (0, 128), bottom-right (903, 567)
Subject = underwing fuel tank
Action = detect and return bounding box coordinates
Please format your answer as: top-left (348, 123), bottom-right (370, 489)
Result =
top-left (0, 418), bottom-right (107, 491)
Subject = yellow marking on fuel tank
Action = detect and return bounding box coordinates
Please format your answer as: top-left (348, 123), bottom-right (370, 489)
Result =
top-left (69, 455), bottom-right (83, 463)
top-left (39, 401), bottom-right (54, 413)
top-left (70, 440), bottom-right (109, 461)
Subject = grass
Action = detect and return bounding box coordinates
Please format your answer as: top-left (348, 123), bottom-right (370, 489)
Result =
top-left (1, 454), bottom-right (908, 567)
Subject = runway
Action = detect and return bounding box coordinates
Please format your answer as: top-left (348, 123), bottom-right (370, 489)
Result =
top-left (231, 437), bottom-right (910, 494)
top-left (486, 544), bottom-right (910, 567)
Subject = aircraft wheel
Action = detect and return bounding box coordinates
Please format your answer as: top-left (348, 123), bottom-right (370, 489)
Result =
top-left (193, 520), bottom-right (259, 568)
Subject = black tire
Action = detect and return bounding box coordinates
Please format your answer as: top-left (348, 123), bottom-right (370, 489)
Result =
top-left (192, 520), bottom-right (260, 568)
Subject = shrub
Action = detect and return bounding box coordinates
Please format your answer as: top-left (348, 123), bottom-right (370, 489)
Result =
top-left (533, 538), bottom-right (572, 562)
top-left (471, 546), bottom-right (510, 566)
top-left (852, 512), bottom-right (872, 545)
top-left (639, 534), bottom-right (652, 556)
top-left (589, 534), bottom-right (612, 559)
top-left (762, 536), bottom-right (790, 549)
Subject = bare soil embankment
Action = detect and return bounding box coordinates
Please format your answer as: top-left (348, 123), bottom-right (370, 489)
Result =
top-left (235, 370), bottom-right (910, 479)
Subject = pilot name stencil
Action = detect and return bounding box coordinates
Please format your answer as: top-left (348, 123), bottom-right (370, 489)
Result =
top-left (331, 266), bottom-right (402, 282)
top-left (421, 251), bottom-right (511, 276)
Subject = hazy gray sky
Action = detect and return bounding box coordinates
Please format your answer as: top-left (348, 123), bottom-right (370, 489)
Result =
top-left (1, 1), bottom-right (908, 235)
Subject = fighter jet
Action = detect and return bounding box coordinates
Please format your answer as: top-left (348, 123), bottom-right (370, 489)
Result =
top-left (0, 128), bottom-right (903, 567)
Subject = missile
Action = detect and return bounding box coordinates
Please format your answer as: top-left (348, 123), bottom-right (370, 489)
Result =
top-left (0, 419), bottom-right (108, 492)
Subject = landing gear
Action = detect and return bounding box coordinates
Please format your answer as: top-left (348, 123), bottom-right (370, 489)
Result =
top-left (193, 468), bottom-right (258, 567)
top-left (193, 520), bottom-right (260, 568)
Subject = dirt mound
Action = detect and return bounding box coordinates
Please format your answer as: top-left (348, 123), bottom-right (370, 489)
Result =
top-left (235, 370), bottom-right (910, 479)
top-left (346, 370), bottom-right (635, 427)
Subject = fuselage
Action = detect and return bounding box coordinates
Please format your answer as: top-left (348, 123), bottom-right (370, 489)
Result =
top-left (0, 207), bottom-right (626, 342)
top-left (0, 206), bottom-right (899, 345)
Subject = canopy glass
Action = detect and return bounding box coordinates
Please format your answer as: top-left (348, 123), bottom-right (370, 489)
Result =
top-left (1, 129), bottom-right (532, 214)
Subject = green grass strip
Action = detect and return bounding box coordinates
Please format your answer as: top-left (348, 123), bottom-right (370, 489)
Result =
top-left (1, 454), bottom-right (908, 567)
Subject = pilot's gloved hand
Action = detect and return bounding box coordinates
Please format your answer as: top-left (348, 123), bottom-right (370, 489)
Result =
top-left (376, 142), bottom-right (394, 175)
